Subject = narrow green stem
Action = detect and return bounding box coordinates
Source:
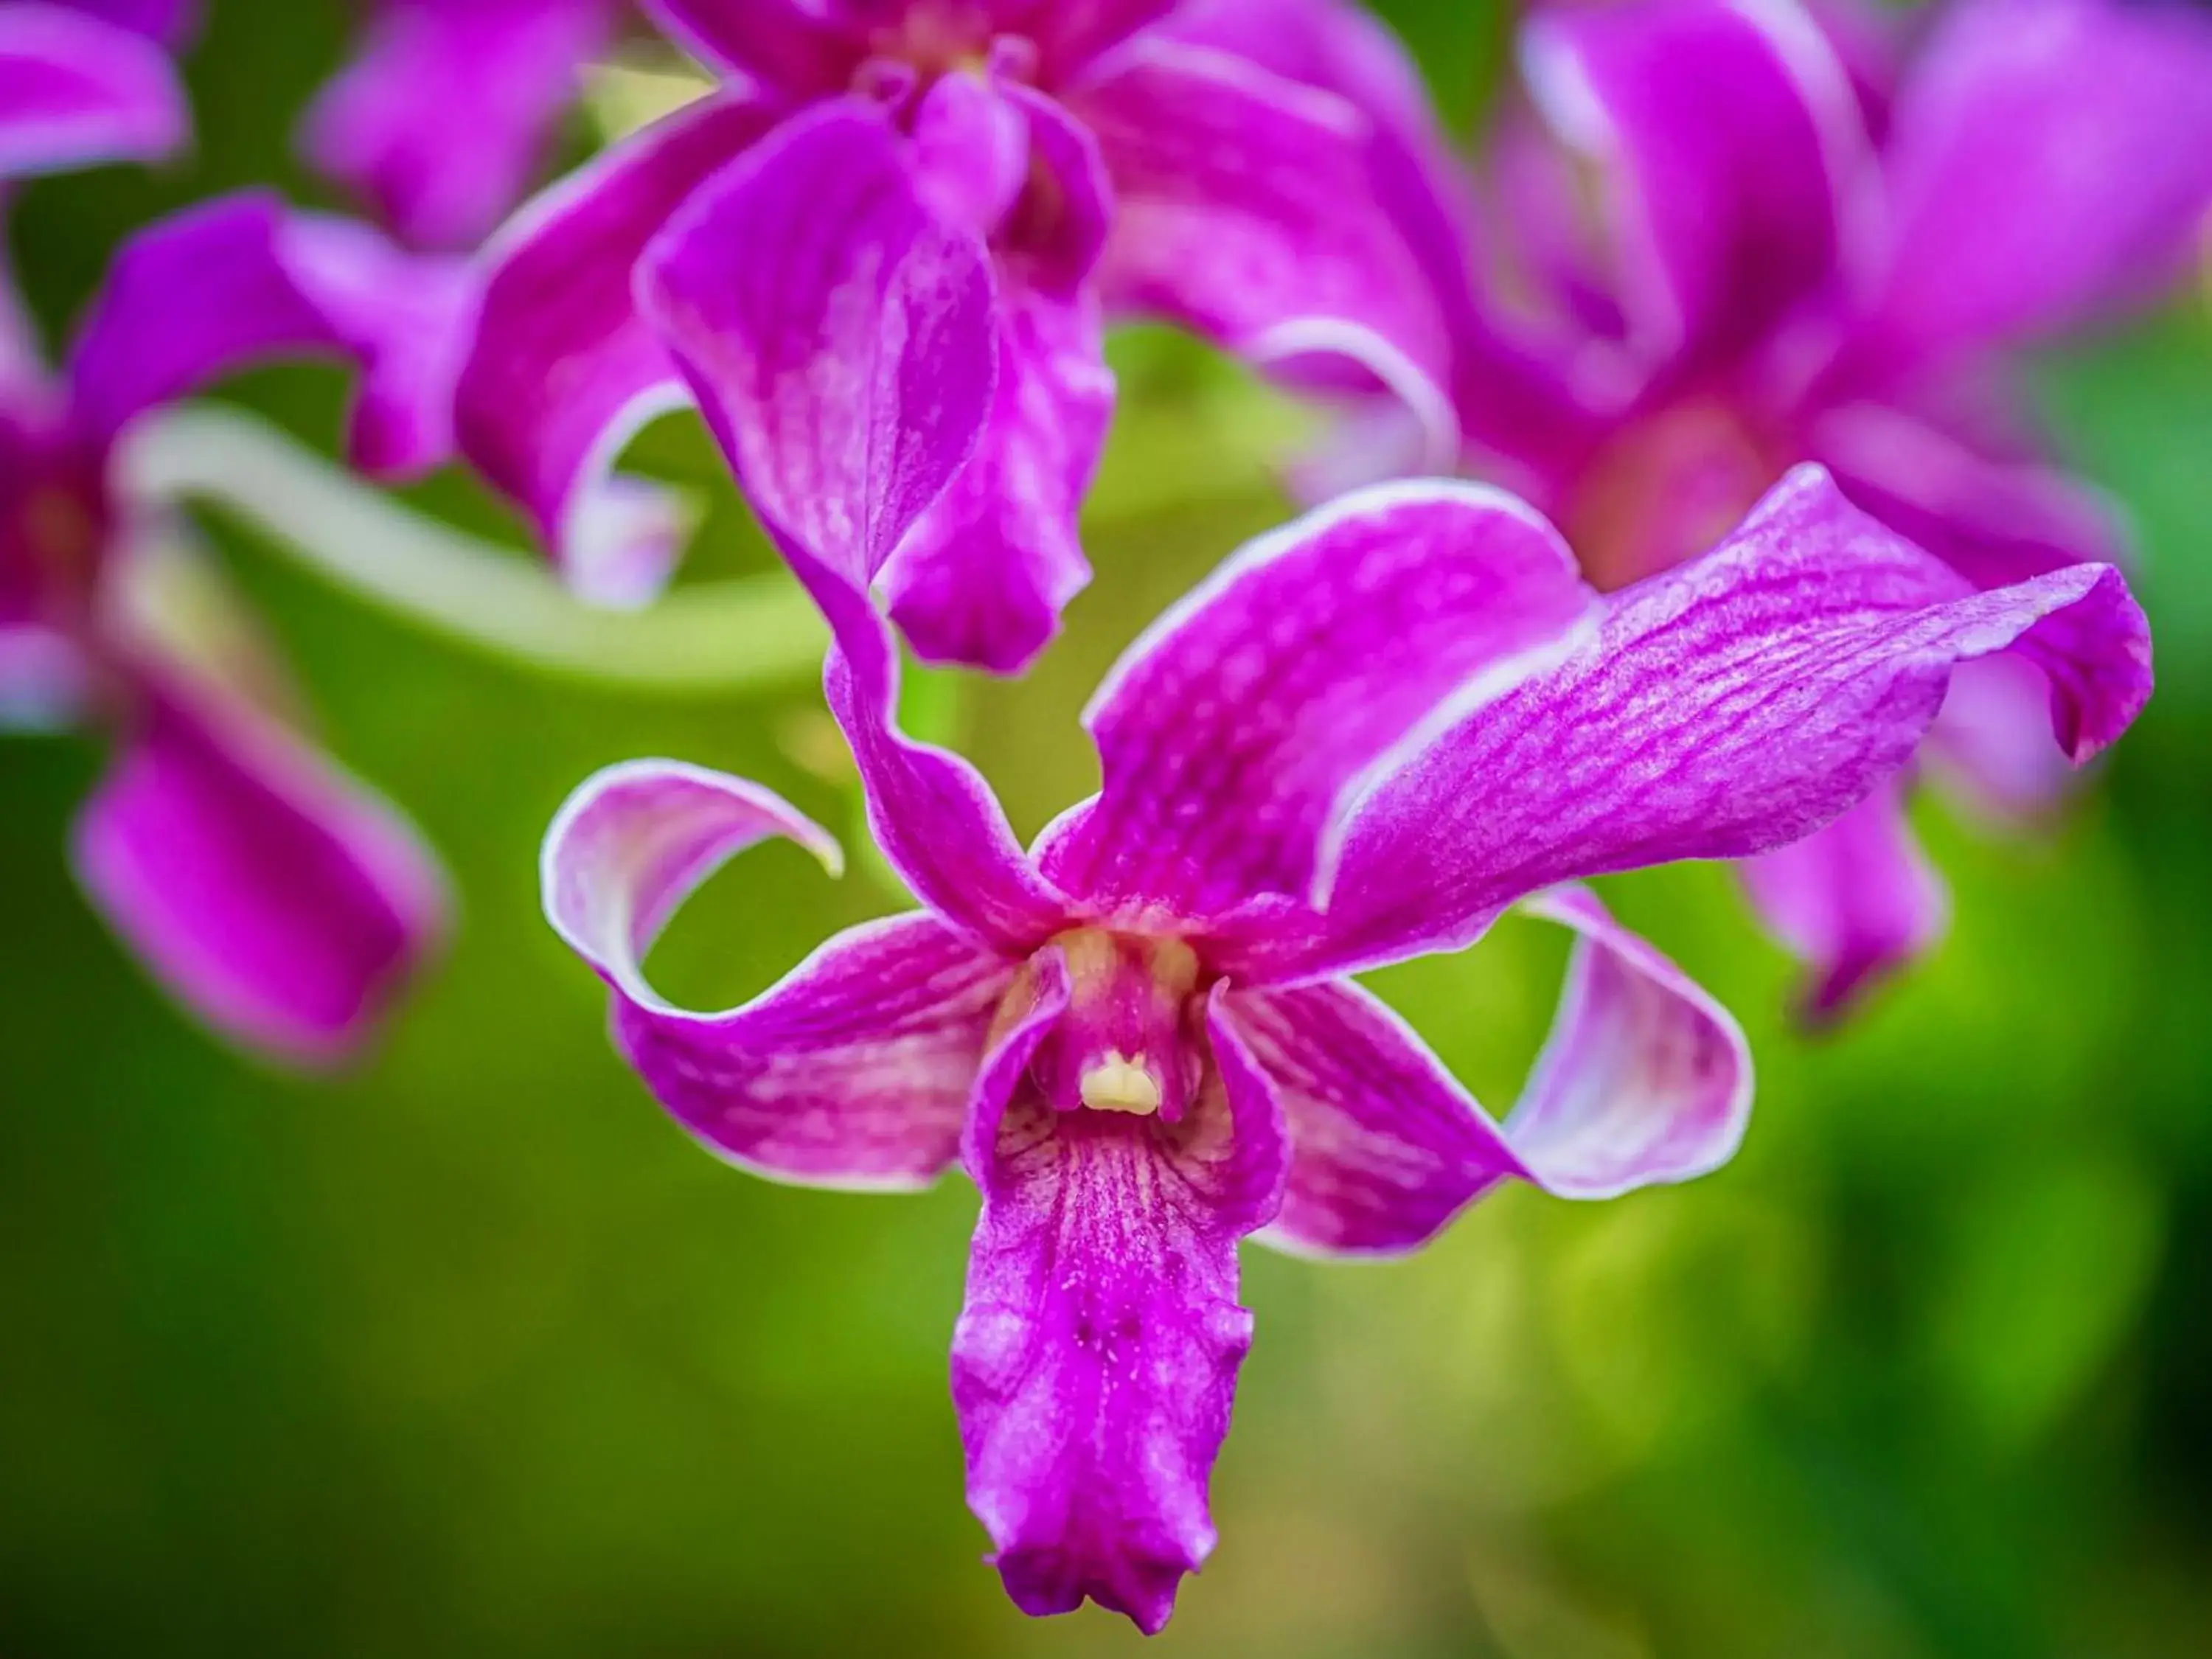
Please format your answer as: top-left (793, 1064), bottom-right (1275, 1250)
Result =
top-left (119, 406), bottom-right (828, 698)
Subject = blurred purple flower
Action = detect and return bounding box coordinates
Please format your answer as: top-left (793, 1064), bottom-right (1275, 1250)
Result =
top-left (454, 0), bottom-right (1445, 661)
top-left (542, 172), bottom-right (2149, 1622)
top-left (1, 191), bottom-right (471, 1062)
top-left (1256, 0), bottom-right (2208, 1017)
top-left (303, 0), bottom-right (616, 251)
top-left (0, 1), bottom-right (189, 184)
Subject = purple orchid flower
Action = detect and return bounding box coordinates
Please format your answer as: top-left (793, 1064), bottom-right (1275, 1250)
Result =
top-left (541, 116), bottom-right (2151, 1624)
top-left (1, 189), bottom-right (473, 1062)
top-left (1237, 0), bottom-right (2211, 1018)
top-left (303, 0), bottom-right (619, 251)
top-left (453, 0), bottom-right (1446, 661)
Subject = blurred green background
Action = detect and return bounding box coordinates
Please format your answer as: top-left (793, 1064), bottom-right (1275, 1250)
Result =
top-left (6, 2), bottom-right (2212, 1654)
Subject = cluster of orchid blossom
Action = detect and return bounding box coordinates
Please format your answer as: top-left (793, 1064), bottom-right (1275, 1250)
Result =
top-left (1, 0), bottom-right (2200, 1634)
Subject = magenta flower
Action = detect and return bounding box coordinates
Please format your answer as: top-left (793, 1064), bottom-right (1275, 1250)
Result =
top-left (542, 165), bottom-right (2149, 1621)
top-left (1, 191), bottom-right (471, 1061)
top-left (453, 0), bottom-right (1444, 658)
top-left (303, 0), bottom-right (617, 251)
top-left (0, 1), bottom-right (191, 184)
top-left (1246, 0), bottom-right (2211, 1015)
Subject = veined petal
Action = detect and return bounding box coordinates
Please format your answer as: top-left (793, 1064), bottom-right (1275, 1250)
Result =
top-left (63, 191), bottom-right (474, 479)
top-left (1224, 887), bottom-right (1746, 1255)
top-left (1041, 479), bottom-right (1596, 923)
top-left (0, 2), bottom-right (187, 179)
top-left (1812, 400), bottom-right (2129, 593)
top-left (1274, 467), bottom-right (2149, 981)
top-left (303, 0), bottom-right (614, 251)
top-left (1857, 0), bottom-right (2212, 372)
top-left (543, 756), bottom-right (1013, 1189)
top-left (1737, 779), bottom-right (1946, 1020)
top-left (955, 974), bottom-right (1287, 1632)
top-left (641, 0), bottom-right (855, 93)
top-left (1074, 38), bottom-right (1451, 396)
top-left (1520, 0), bottom-right (1866, 369)
top-left (636, 101), bottom-right (997, 619)
top-left (71, 668), bottom-right (446, 1067)
top-left (881, 285), bottom-right (1110, 674)
top-left (454, 88), bottom-right (776, 606)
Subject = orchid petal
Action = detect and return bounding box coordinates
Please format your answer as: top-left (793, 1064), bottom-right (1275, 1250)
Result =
top-left (1025, 0), bottom-right (1180, 79)
top-left (1074, 38), bottom-right (1450, 396)
top-left (636, 100), bottom-right (996, 619)
top-left (1925, 654), bottom-right (2075, 821)
top-left (1520, 0), bottom-right (1866, 369)
top-left (1277, 467), bottom-right (2148, 981)
top-left (641, 0), bottom-right (853, 93)
top-left (1225, 886), bottom-right (1745, 1253)
top-left (543, 757), bottom-right (1015, 1189)
top-left (0, 2), bottom-right (186, 180)
top-left (1737, 779), bottom-right (1946, 1020)
top-left (69, 0), bottom-right (197, 43)
top-left (1042, 479), bottom-right (1596, 923)
top-left (454, 88), bottom-right (776, 606)
top-left (63, 192), bottom-right (473, 479)
top-left (71, 670), bottom-right (446, 1067)
top-left (955, 973), bottom-right (1286, 1633)
top-left (1859, 0), bottom-right (2212, 372)
top-left (881, 285), bottom-right (1110, 674)
top-left (303, 0), bottom-right (613, 251)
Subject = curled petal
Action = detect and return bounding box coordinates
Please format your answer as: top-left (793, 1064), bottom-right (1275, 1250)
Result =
top-left (1858, 0), bottom-right (2212, 371)
top-left (542, 757), bottom-right (1013, 1188)
top-left (1506, 885), bottom-right (1751, 1198)
top-left (454, 88), bottom-right (776, 605)
top-left (1273, 467), bottom-right (2148, 981)
top-left (1074, 38), bottom-right (1450, 395)
top-left (1043, 479), bottom-right (1596, 923)
top-left (1225, 889), bottom-right (1745, 1255)
top-left (955, 972), bottom-right (1287, 1632)
top-left (1520, 0), bottom-right (1865, 369)
top-left (63, 191), bottom-right (473, 479)
top-left (882, 285), bottom-right (1110, 674)
top-left (71, 671), bottom-right (446, 1067)
top-left (1737, 779), bottom-right (1947, 1020)
top-left (303, 0), bottom-right (614, 251)
top-left (0, 2), bottom-right (187, 180)
top-left (636, 100), bottom-right (996, 618)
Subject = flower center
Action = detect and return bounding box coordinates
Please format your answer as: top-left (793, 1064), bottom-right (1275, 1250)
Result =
top-left (1009, 928), bottom-right (1206, 1122)
top-left (1565, 398), bottom-right (1786, 591)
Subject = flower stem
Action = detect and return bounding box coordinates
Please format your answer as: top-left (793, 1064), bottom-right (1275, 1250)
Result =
top-left (118, 406), bottom-right (828, 699)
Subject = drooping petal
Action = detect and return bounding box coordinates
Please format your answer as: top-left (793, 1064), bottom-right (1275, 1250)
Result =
top-left (453, 88), bottom-right (776, 606)
top-left (0, 2), bottom-right (187, 180)
top-left (1736, 778), bottom-right (1946, 1020)
top-left (1041, 479), bottom-right (1596, 922)
top-left (1506, 885), bottom-right (1753, 1199)
top-left (955, 970), bottom-right (1287, 1632)
top-left (63, 191), bottom-right (474, 479)
top-left (302, 0), bottom-right (614, 251)
top-left (636, 100), bottom-right (996, 616)
top-left (1854, 0), bottom-right (2212, 373)
top-left (70, 671), bottom-right (446, 1066)
top-left (1812, 399), bottom-right (2129, 592)
top-left (1222, 887), bottom-right (1747, 1255)
top-left (542, 757), bottom-right (1014, 1188)
top-left (640, 0), bottom-right (855, 94)
top-left (1519, 0), bottom-right (1867, 369)
top-left (1073, 38), bottom-right (1451, 396)
top-left (1267, 467), bottom-right (2149, 981)
top-left (880, 285), bottom-right (1110, 673)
